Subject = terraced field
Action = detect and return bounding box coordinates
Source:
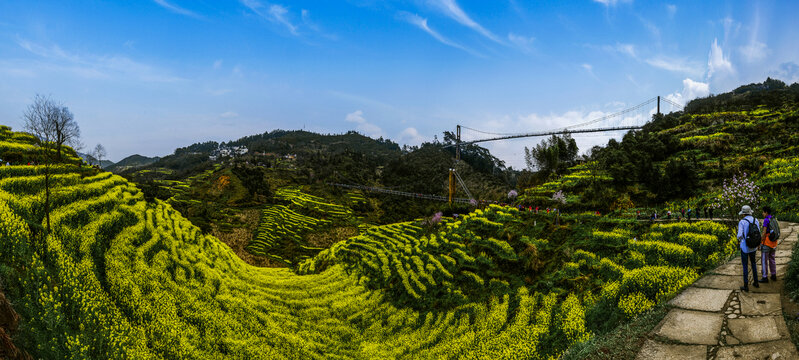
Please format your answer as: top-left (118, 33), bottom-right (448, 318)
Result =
top-left (0, 125), bottom-right (745, 359)
top-left (247, 188), bottom-right (359, 265)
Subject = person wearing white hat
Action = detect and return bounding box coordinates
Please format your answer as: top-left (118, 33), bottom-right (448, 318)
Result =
top-left (737, 205), bottom-right (761, 292)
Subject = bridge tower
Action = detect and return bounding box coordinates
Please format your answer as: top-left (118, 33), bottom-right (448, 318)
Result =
top-left (657, 96), bottom-right (660, 115)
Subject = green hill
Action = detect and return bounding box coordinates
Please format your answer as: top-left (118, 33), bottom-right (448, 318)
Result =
top-left (106, 154), bottom-right (159, 172)
top-left (3, 79), bottom-right (799, 359)
top-left (520, 78), bottom-right (799, 220)
top-left (0, 123), bottom-right (745, 359)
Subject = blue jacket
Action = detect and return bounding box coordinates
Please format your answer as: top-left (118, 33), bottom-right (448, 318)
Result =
top-left (738, 215), bottom-right (760, 253)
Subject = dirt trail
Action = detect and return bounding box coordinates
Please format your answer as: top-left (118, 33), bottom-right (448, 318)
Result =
top-left (636, 223), bottom-right (799, 359)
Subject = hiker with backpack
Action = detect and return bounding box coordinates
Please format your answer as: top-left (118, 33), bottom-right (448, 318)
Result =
top-left (759, 206), bottom-right (780, 283)
top-left (738, 205), bottom-right (761, 292)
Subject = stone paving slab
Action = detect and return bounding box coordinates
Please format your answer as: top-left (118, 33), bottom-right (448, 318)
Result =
top-left (716, 339), bottom-right (798, 359)
top-left (635, 340), bottom-right (706, 360)
top-left (668, 287), bottom-right (731, 312)
top-left (711, 262), bottom-right (742, 276)
top-left (727, 316), bottom-right (788, 343)
top-left (739, 292), bottom-right (781, 316)
top-left (637, 222), bottom-right (798, 360)
top-left (654, 309), bottom-right (723, 345)
top-left (749, 279), bottom-right (783, 293)
top-left (693, 275), bottom-right (742, 290)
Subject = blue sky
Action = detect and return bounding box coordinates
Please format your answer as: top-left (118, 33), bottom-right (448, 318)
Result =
top-left (1, 0), bottom-right (797, 168)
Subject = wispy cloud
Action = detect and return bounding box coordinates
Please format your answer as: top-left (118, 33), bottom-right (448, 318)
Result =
top-left (666, 4), bottom-right (677, 18)
top-left (738, 7), bottom-right (769, 63)
top-left (399, 12), bottom-right (482, 57)
top-left (616, 43), bottom-right (637, 58)
top-left (707, 38), bottom-right (734, 79)
top-left (220, 111), bottom-right (239, 118)
top-left (153, 0), bottom-right (202, 19)
top-left (638, 16), bottom-right (661, 42)
top-left (507, 33), bottom-right (535, 53)
top-left (241, 1), bottom-right (336, 39)
top-left (582, 63), bottom-right (599, 80)
top-left (15, 37), bottom-right (182, 82)
top-left (645, 55), bottom-right (703, 77)
top-left (267, 4), bottom-right (298, 35)
top-left (241, 0), bottom-right (298, 35)
top-left (773, 62), bottom-right (799, 83)
top-left (601, 42), bottom-right (637, 58)
top-left (739, 41), bottom-right (768, 63)
top-left (592, 0), bottom-right (630, 6)
top-left (427, 0), bottom-right (503, 44)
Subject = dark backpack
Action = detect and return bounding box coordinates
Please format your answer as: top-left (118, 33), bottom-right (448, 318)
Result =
top-left (745, 218), bottom-right (761, 248)
top-left (769, 217), bottom-right (781, 241)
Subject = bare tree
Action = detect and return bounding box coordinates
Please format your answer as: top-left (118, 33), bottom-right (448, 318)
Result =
top-left (52, 105), bottom-right (80, 161)
top-left (22, 95), bottom-right (81, 245)
top-left (92, 143), bottom-right (107, 167)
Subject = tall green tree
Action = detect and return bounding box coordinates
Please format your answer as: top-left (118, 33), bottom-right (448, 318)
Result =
top-left (524, 134), bottom-right (578, 176)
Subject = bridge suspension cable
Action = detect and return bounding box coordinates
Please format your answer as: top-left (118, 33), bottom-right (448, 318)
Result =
top-left (451, 96), bottom-right (683, 148)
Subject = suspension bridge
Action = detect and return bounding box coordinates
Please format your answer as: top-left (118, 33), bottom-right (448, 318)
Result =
top-left (329, 95), bottom-right (684, 204)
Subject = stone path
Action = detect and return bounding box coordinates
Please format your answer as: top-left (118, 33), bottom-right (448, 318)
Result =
top-left (636, 223), bottom-right (799, 360)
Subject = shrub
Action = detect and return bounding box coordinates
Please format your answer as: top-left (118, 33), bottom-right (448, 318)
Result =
top-left (628, 240), bottom-right (695, 267)
top-left (617, 292), bottom-right (655, 319)
top-left (618, 266), bottom-right (698, 303)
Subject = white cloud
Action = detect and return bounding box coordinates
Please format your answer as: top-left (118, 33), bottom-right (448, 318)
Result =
top-left (592, 0), bottom-right (630, 6)
top-left (15, 38), bottom-right (182, 82)
top-left (738, 8), bottom-right (768, 64)
top-left (581, 63), bottom-right (599, 80)
top-left (581, 63), bottom-right (596, 79)
top-left (427, 0), bottom-right (503, 44)
top-left (665, 78), bottom-right (710, 108)
top-left (666, 4), bottom-right (677, 17)
top-left (398, 127), bottom-right (426, 146)
top-left (590, 43), bottom-right (637, 59)
top-left (645, 56), bottom-right (703, 77)
top-left (241, 1), bottom-right (299, 35)
top-left (507, 33), bottom-right (535, 53)
top-left (399, 12), bottom-right (481, 56)
top-left (153, 0), bottom-right (202, 18)
top-left (639, 17), bottom-right (661, 40)
top-left (268, 4), bottom-right (298, 35)
top-left (614, 43), bottom-right (636, 58)
top-left (707, 38), bottom-right (734, 79)
top-left (346, 110), bottom-right (384, 138)
top-left (463, 106), bottom-right (652, 169)
top-left (773, 62), bottom-right (799, 84)
top-left (220, 111), bottom-right (239, 118)
top-left (738, 41), bottom-right (768, 63)
top-left (213, 59), bottom-right (223, 69)
top-left (721, 17), bottom-right (740, 44)
top-left (346, 110), bottom-right (366, 124)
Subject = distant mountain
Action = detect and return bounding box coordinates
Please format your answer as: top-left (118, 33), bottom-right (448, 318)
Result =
top-left (107, 154), bottom-right (160, 172)
top-left (77, 152), bottom-right (115, 169)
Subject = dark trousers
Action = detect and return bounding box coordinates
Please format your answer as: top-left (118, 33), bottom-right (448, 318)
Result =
top-left (741, 250), bottom-right (758, 286)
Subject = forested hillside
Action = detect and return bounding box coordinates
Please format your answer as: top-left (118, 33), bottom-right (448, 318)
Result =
top-left (521, 78), bottom-right (799, 219)
top-left (2, 79), bottom-right (799, 359)
top-left (0, 123), bottom-right (740, 359)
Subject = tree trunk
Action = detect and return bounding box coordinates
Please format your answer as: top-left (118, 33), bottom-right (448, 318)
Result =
top-left (44, 165), bottom-right (50, 235)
